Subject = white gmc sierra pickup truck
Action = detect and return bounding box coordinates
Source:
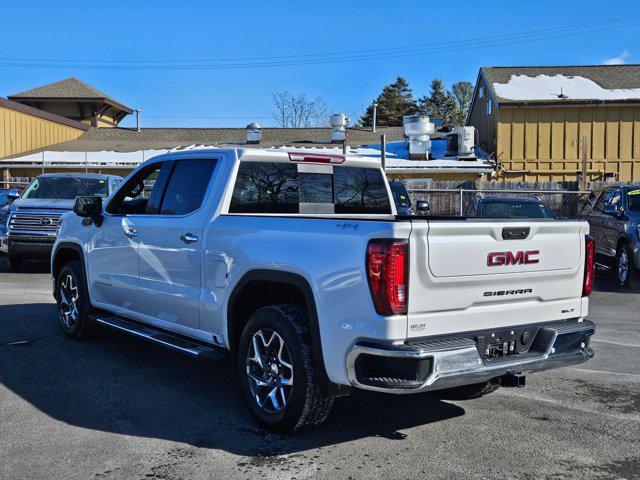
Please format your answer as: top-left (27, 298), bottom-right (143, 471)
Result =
top-left (51, 148), bottom-right (596, 432)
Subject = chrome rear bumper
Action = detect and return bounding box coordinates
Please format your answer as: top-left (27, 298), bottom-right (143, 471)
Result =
top-left (346, 319), bottom-right (595, 394)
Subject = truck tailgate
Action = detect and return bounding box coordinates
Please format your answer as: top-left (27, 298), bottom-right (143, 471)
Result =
top-left (406, 219), bottom-right (590, 338)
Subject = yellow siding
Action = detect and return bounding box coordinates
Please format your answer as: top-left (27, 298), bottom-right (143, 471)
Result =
top-left (495, 105), bottom-right (640, 182)
top-left (0, 106), bottom-right (85, 159)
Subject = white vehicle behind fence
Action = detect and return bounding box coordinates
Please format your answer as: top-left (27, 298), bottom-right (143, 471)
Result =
top-left (50, 148), bottom-right (596, 431)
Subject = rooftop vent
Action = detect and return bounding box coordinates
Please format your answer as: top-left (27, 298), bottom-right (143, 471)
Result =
top-left (246, 122), bottom-right (262, 144)
top-left (330, 113), bottom-right (349, 143)
top-left (403, 115), bottom-right (434, 159)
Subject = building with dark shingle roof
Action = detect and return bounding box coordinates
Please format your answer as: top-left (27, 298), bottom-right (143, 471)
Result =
top-left (467, 65), bottom-right (640, 183)
top-left (8, 77), bottom-right (133, 127)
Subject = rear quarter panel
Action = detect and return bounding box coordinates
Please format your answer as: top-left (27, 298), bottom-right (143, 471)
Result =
top-left (202, 215), bottom-right (412, 385)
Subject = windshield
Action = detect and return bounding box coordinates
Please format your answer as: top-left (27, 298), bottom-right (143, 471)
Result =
top-left (22, 176), bottom-right (110, 200)
top-left (627, 188), bottom-right (640, 213)
top-left (478, 200), bottom-right (555, 219)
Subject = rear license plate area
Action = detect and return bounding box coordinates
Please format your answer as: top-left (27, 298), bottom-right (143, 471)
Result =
top-left (475, 326), bottom-right (539, 361)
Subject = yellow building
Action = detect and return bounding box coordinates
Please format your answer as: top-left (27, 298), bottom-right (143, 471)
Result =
top-left (468, 65), bottom-right (640, 183)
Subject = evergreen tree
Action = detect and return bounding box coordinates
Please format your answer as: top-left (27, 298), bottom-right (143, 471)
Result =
top-left (359, 77), bottom-right (418, 127)
top-left (450, 81), bottom-right (474, 126)
top-left (418, 78), bottom-right (457, 125)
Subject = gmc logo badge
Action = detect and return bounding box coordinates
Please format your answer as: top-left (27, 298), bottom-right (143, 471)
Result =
top-left (487, 250), bottom-right (540, 266)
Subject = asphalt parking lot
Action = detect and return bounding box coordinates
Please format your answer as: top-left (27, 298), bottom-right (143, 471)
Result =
top-left (0, 262), bottom-right (638, 480)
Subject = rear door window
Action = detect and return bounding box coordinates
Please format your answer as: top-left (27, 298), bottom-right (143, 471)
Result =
top-left (229, 162), bottom-right (391, 215)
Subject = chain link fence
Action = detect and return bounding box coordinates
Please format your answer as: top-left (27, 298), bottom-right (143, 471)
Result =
top-left (406, 188), bottom-right (591, 219)
top-left (0, 181), bottom-right (30, 192)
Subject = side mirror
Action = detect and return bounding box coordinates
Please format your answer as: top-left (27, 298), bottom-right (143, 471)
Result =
top-left (602, 204), bottom-right (620, 216)
top-left (416, 200), bottom-right (430, 213)
top-left (6, 189), bottom-right (19, 201)
top-left (74, 195), bottom-right (103, 225)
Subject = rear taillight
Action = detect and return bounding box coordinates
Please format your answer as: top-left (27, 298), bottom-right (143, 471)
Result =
top-left (366, 240), bottom-right (409, 315)
top-left (583, 234), bottom-right (595, 297)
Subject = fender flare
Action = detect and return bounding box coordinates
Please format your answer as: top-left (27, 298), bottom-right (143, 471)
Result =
top-left (51, 242), bottom-right (86, 293)
top-left (227, 269), bottom-right (331, 389)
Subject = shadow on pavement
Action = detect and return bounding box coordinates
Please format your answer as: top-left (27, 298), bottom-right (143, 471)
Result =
top-left (0, 302), bottom-right (464, 457)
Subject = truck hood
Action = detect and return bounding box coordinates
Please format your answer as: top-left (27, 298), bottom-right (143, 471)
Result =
top-left (12, 198), bottom-right (75, 211)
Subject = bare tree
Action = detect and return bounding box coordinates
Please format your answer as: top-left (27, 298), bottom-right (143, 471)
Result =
top-left (271, 91), bottom-right (330, 127)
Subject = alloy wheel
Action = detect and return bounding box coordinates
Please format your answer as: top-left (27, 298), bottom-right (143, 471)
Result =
top-left (618, 249), bottom-right (629, 286)
top-left (59, 274), bottom-right (80, 329)
top-left (245, 328), bottom-right (294, 413)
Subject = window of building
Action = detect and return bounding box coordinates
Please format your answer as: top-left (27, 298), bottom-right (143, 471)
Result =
top-left (479, 87), bottom-right (485, 99)
top-left (229, 162), bottom-right (391, 215)
top-left (486, 98), bottom-right (492, 117)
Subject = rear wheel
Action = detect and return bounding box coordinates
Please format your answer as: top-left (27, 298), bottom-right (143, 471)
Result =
top-left (437, 379), bottom-right (501, 400)
top-left (237, 305), bottom-right (334, 432)
top-left (55, 261), bottom-right (96, 339)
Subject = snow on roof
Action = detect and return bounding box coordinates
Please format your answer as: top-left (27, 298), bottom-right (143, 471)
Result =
top-left (493, 74), bottom-right (640, 101)
top-left (3, 140), bottom-right (495, 173)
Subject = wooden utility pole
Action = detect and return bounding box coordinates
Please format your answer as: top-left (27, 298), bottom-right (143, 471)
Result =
top-left (380, 134), bottom-right (386, 170)
top-left (581, 136), bottom-right (588, 191)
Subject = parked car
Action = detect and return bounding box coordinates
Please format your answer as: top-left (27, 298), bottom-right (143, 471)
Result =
top-left (0, 173), bottom-right (123, 270)
top-left (581, 185), bottom-right (640, 289)
top-left (466, 196), bottom-right (556, 219)
top-left (0, 188), bottom-right (20, 207)
top-left (51, 148), bottom-right (595, 432)
top-left (388, 179), bottom-right (413, 215)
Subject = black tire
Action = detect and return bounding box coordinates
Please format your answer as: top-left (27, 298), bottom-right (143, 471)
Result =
top-left (55, 260), bottom-right (96, 340)
top-left (615, 243), bottom-right (638, 289)
top-left (8, 255), bottom-right (22, 271)
top-left (436, 379), bottom-right (501, 400)
top-left (237, 305), bottom-right (334, 432)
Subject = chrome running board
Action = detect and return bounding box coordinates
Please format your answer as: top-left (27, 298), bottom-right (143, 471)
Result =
top-left (91, 315), bottom-right (228, 361)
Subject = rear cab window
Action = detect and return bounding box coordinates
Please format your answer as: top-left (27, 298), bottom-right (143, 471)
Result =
top-left (228, 161), bottom-right (392, 215)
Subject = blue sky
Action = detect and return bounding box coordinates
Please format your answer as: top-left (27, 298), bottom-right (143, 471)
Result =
top-left (1, 0), bottom-right (639, 128)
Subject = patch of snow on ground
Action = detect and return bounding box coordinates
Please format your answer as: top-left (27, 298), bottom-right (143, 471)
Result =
top-left (493, 75), bottom-right (640, 101)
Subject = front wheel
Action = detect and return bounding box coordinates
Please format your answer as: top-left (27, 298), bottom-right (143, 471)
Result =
top-left (237, 305), bottom-right (334, 432)
top-left (615, 244), bottom-right (638, 289)
top-left (55, 261), bottom-right (96, 339)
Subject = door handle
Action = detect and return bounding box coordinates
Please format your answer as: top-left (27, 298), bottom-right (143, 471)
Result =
top-left (180, 233), bottom-right (198, 244)
top-left (124, 228), bottom-right (138, 238)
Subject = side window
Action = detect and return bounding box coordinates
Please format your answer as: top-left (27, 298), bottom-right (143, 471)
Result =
top-left (159, 159), bottom-right (216, 215)
top-left (106, 163), bottom-right (165, 215)
top-left (486, 98), bottom-right (492, 117)
top-left (595, 190), bottom-right (615, 211)
top-left (610, 190), bottom-right (622, 207)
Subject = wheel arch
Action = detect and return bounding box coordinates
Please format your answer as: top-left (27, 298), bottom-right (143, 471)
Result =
top-left (51, 242), bottom-right (86, 299)
top-left (226, 269), bottom-right (330, 389)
